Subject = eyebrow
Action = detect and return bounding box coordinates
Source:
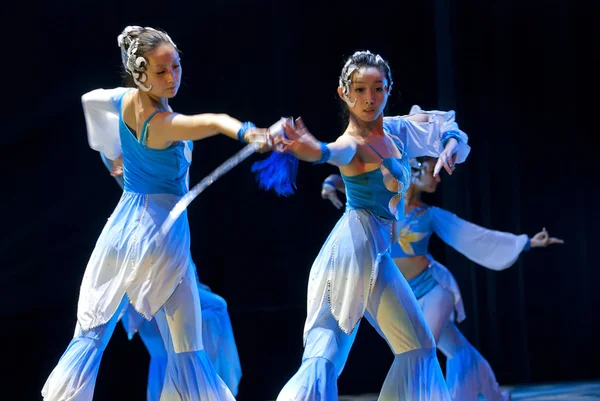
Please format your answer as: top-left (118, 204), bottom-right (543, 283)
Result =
top-left (353, 80), bottom-right (384, 84)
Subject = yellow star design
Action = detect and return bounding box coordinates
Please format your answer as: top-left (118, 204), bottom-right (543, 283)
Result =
top-left (397, 227), bottom-right (427, 255)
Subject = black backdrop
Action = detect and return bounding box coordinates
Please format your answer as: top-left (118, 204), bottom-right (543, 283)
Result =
top-left (4, 0), bottom-right (595, 400)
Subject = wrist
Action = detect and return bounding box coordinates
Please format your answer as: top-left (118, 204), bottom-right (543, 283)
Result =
top-left (322, 179), bottom-right (336, 189)
top-left (312, 142), bottom-right (331, 165)
top-left (237, 121), bottom-right (256, 143)
top-left (441, 131), bottom-right (461, 148)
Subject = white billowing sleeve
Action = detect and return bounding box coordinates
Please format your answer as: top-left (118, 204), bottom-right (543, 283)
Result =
top-left (81, 87), bottom-right (132, 160)
top-left (383, 105), bottom-right (471, 163)
top-left (430, 207), bottom-right (529, 271)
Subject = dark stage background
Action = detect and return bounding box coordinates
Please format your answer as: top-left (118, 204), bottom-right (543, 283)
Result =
top-left (5, 0), bottom-right (595, 400)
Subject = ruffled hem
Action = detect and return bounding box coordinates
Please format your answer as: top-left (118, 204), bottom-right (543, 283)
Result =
top-left (42, 337), bottom-right (103, 401)
top-left (202, 305), bottom-right (242, 396)
top-left (160, 349), bottom-right (235, 401)
top-left (446, 347), bottom-right (509, 401)
top-left (379, 347), bottom-right (451, 401)
top-left (276, 357), bottom-right (338, 401)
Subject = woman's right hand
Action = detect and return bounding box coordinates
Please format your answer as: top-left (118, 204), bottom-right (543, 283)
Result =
top-left (244, 127), bottom-right (275, 153)
top-left (321, 183), bottom-right (344, 209)
top-left (280, 117), bottom-right (323, 162)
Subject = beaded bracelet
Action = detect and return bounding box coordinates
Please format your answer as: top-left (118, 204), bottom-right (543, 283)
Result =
top-left (440, 130), bottom-right (461, 148)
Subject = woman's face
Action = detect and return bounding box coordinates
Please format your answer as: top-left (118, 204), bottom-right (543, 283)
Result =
top-left (339, 66), bottom-right (389, 122)
top-left (144, 44), bottom-right (182, 98)
top-left (412, 158), bottom-right (441, 193)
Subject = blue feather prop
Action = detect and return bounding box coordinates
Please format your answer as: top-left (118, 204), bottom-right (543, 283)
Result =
top-left (251, 151), bottom-right (299, 196)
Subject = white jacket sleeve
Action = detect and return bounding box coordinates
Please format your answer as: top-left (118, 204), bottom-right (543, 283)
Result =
top-left (81, 87), bottom-right (132, 160)
top-left (383, 107), bottom-right (470, 163)
top-left (430, 206), bottom-right (529, 271)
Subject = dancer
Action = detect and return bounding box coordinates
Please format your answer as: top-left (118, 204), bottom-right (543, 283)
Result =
top-left (102, 154), bottom-right (243, 399)
top-left (42, 25), bottom-right (270, 401)
top-left (274, 50), bottom-right (471, 401)
top-left (321, 153), bottom-right (563, 401)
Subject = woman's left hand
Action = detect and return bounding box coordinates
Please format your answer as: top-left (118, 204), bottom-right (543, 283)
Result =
top-left (321, 184), bottom-right (344, 209)
top-left (110, 156), bottom-right (124, 177)
top-left (434, 138), bottom-right (458, 177)
top-left (530, 227), bottom-right (564, 248)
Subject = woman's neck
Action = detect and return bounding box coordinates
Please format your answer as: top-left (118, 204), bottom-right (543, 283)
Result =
top-left (346, 113), bottom-right (384, 137)
top-left (139, 90), bottom-right (170, 111)
top-left (404, 187), bottom-right (423, 209)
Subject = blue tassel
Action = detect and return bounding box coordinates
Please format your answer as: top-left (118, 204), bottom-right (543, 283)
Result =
top-left (251, 151), bottom-right (299, 196)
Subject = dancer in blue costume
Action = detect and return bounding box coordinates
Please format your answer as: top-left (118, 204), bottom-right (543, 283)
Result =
top-left (321, 149), bottom-right (563, 401)
top-left (275, 51), bottom-right (471, 401)
top-left (42, 25), bottom-right (270, 401)
top-left (101, 154), bottom-right (243, 399)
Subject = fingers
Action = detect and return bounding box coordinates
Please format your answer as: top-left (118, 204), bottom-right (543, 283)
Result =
top-left (444, 152), bottom-right (456, 174)
top-left (549, 237), bottom-right (564, 244)
top-left (439, 155), bottom-right (453, 175)
top-left (321, 187), bottom-right (343, 210)
top-left (283, 120), bottom-right (301, 140)
top-left (280, 136), bottom-right (294, 145)
top-left (321, 187), bottom-right (333, 198)
top-left (295, 117), bottom-right (307, 133)
top-left (443, 157), bottom-right (453, 175)
top-left (433, 158), bottom-right (443, 177)
top-left (433, 153), bottom-right (455, 176)
top-left (256, 144), bottom-right (272, 154)
top-left (272, 134), bottom-right (285, 147)
top-left (111, 166), bottom-right (123, 177)
top-left (329, 195), bottom-right (343, 209)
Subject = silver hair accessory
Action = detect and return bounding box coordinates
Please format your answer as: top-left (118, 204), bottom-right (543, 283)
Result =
top-left (339, 61), bottom-right (358, 107)
top-left (409, 159), bottom-right (422, 169)
top-left (410, 159), bottom-right (431, 185)
top-left (128, 39), bottom-right (152, 92)
top-left (117, 25), bottom-right (141, 47)
top-left (117, 26), bottom-right (153, 92)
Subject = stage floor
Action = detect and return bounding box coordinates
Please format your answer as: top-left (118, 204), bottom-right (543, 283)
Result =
top-left (332, 381), bottom-right (600, 401)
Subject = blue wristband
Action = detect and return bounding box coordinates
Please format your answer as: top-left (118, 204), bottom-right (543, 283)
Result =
top-left (524, 238), bottom-right (531, 252)
top-left (313, 142), bottom-right (331, 165)
top-left (441, 130), bottom-right (461, 148)
top-left (322, 179), bottom-right (336, 188)
top-left (237, 121), bottom-right (256, 143)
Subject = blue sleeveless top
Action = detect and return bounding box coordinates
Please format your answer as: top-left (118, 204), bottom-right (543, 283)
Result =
top-left (390, 205), bottom-right (433, 257)
top-left (117, 92), bottom-right (193, 196)
top-left (342, 135), bottom-right (411, 220)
